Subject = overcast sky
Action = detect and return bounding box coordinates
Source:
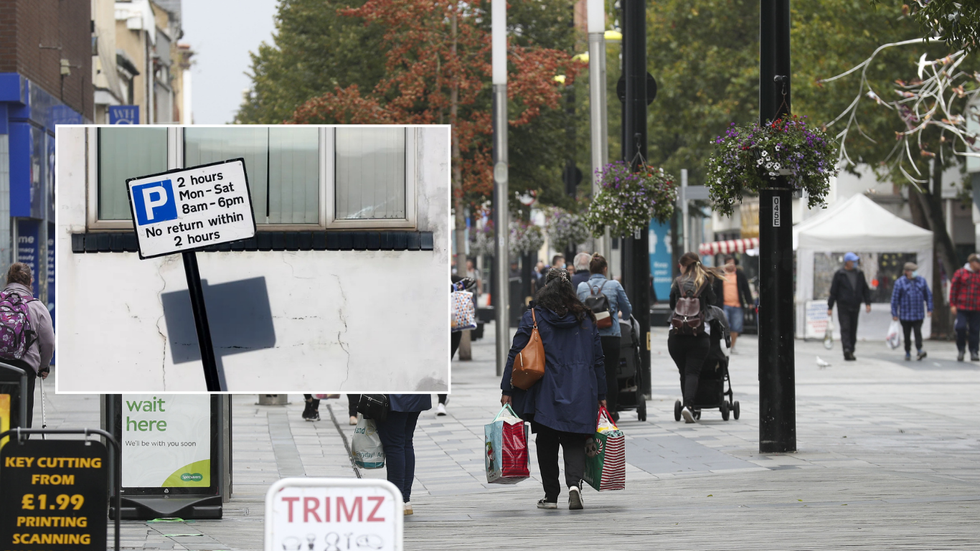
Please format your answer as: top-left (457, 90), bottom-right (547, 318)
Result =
top-left (182, 1), bottom-right (279, 124)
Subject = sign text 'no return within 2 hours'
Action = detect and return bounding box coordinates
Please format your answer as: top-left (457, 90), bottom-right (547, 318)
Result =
top-left (127, 158), bottom-right (256, 259)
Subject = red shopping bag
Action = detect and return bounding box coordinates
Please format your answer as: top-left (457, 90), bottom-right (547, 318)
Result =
top-left (485, 404), bottom-right (530, 484)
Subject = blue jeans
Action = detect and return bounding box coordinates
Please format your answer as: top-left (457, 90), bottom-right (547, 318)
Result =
top-left (723, 305), bottom-right (744, 333)
top-left (376, 410), bottom-right (421, 502)
top-left (955, 310), bottom-right (980, 354)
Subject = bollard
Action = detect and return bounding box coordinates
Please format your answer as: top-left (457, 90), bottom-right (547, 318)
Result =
top-left (257, 394), bottom-right (289, 406)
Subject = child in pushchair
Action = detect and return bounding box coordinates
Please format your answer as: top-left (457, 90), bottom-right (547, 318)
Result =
top-left (673, 305), bottom-right (741, 421)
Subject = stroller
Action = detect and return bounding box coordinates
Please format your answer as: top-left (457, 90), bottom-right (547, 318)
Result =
top-left (615, 315), bottom-right (647, 421)
top-left (673, 305), bottom-right (740, 421)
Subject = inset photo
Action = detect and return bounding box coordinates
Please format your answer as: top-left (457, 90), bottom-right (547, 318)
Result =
top-left (56, 125), bottom-right (450, 393)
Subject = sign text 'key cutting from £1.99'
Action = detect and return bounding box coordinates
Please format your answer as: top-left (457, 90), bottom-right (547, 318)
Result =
top-left (265, 478), bottom-right (403, 551)
top-left (0, 439), bottom-right (108, 550)
top-left (126, 158), bottom-right (256, 259)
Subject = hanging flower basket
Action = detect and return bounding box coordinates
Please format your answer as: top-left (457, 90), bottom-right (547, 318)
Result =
top-left (705, 116), bottom-right (840, 217)
top-left (469, 222), bottom-right (495, 257)
top-left (544, 207), bottom-right (591, 251)
top-left (509, 221), bottom-right (545, 257)
top-left (584, 161), bottom-right (677, 238)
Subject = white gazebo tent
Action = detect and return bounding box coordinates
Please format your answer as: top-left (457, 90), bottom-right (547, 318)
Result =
top-left (794, 193), bottom-right (933, 341)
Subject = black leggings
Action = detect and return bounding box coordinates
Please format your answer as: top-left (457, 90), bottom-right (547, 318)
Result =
top-left (533, 422), bottom-right (589, 502)
top-left (667, 332), bottom-right (710, 409)
top-left (600, 336), bottom-right (621, 413)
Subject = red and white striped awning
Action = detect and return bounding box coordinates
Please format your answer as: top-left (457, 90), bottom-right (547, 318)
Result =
top-left (698, 238), bottom-right (759, 256)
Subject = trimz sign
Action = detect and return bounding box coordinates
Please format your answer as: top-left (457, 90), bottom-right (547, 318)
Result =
top-left (265, 478), bottom-right (403, 551)
top-left (126, 158), bottom-right (255, 259)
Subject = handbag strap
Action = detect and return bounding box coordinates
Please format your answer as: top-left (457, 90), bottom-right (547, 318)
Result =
top-left (531, 307), bottom-right (538, 329)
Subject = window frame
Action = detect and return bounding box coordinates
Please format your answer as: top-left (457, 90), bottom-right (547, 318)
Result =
top-left (86, 126), bottom-right (419, 232)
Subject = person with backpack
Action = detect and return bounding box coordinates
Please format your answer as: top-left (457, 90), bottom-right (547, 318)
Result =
top-left (668, 252), bottom-right (725, 423)
top-left (0, 263), bottom-right (54, 437)
top-left (576, 254), bottom-right (632, 422)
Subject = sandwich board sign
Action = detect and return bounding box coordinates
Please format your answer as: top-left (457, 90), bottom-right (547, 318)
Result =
top-left (265, 478), bottom-right (403, 551)
top-left (126, 158), bottom-right (255, 260)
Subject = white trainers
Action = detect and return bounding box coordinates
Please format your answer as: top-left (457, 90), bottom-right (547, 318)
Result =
top-left (568, 486), bottom-right (584, 510)
top-left (682, 407), bottom-right (696, 424)
top-left (404, 502), bottom-right (413, 515)
top-left (436, 403), bottom-right (447, 416)
top-left (536, 498), bottom-right (557, 509)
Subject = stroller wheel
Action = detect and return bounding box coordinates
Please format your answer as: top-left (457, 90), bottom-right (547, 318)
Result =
top-left (733, 401), bottom-right (740, 420)
top-left (720, 400), bottom-right (730, 421)
top-left (673, 400), bottom-right (682, 422)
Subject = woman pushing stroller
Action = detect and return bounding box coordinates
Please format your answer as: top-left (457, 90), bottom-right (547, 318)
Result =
top-left (668, 252), bottom-right (726, 423)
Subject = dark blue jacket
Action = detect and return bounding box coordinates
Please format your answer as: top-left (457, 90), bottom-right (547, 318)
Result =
top-left (500, 306), bottom-right (605, 435)
top-left (388, 395), bottom-right (432, 412)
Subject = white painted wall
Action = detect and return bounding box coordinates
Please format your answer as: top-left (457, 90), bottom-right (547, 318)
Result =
top-left (56, 126), bottom-right (450, 393)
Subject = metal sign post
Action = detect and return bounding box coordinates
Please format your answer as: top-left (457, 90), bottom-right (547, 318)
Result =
top-left (126, 158), bottom-right (256, 392)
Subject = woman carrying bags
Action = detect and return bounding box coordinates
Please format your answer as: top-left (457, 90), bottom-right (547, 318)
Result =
top-left (668, 252), bottom-right (725, 424)
top-left (500, 268), bottom-right (606, 511)
top-left (576, 253), bottom-right (632, 422)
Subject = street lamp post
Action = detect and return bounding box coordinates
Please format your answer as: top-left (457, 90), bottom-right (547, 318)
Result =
top-left (758, 0), bottom-right (796, 453)
top-left (587, 0), bottom-right (611, 263)
top-left (492, 0), bottom-right (509, 377)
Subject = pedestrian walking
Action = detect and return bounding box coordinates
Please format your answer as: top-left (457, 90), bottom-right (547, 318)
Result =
top-left (501, 268), bottom-right (606, 510)
top-left (576, 254), bottom-right (632, 422)
top-left (827, 252), bottom-right (872, 361)
top-left (949, 253), bottom-right (980, 361)
top-left (375, 394), bottom-right (431, 516)
top-left (0, 263), bottom-right (54, 437)
top-left (446, 276), bottom-right (476, 416)
top-left (712, 255), bottom-right (753, 354)
top-left (890, 262), bottom-right (933, 361)
top-left (668, 252), bottom-right (725, 423)
top-left (302, 394), bottom-right (321, 421)
top-left (570, 252), bottom-right (593, 290)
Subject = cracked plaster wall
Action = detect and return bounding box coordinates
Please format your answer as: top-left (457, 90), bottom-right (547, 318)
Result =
top-left (56, 126), bottom-right (450, 393)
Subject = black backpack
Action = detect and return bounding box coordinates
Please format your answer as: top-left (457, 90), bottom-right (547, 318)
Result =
top-left (584, 281), bottom-right (613, 329)
top-left (670, 279), bottom-right (706, 336)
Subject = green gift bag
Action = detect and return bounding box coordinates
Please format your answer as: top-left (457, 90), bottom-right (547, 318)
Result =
top-left (583, 406), bottom-right (625, 491)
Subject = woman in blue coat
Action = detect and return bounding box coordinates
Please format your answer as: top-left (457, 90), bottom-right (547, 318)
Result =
top-left (376, 394), bottom-right (431, 516)
top-left (501, 268), bottom-right (606, 511)
top-left (576, 253), bottom-right (632, 422)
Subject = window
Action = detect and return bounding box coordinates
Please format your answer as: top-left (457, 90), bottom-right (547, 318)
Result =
top-left (90, 126), bottom-right (418, 231)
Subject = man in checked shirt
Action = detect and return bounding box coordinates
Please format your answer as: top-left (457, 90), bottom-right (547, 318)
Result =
top-left (890, 262), bottom-right (933, 361)
top-left (949, 253), bottom-right (980, 362)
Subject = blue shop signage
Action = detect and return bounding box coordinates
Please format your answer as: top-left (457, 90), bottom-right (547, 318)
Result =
top-left (109, 105), bottom-right (140, 124)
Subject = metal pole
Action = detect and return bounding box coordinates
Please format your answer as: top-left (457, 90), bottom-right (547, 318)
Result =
top-left (681, 169), bottom-right (690, 254)
top-left (182, 252), bottom-right (222, 391)
top-left (492, 0), bottom-right (509, 377)
top-left (588, 0), bottom-right (611, 263)
top-left (758, 0), bottom-right (796, 453)
top-left (623, 0), bottom-right (651, 396)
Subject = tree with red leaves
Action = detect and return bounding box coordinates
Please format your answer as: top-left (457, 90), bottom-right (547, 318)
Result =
top-left (289, 0), bottom-right (581, 274)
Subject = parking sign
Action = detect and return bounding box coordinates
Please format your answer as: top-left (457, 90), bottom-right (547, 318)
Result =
top-left (126, 159), bottom-right (256, 259)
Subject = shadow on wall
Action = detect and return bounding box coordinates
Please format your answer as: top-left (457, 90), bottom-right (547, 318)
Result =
top-left (162, 277), bottom-right (276, 389)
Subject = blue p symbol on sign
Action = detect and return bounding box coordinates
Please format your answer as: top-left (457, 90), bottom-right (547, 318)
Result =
top-left (132, 180), bottom-right (177, 225)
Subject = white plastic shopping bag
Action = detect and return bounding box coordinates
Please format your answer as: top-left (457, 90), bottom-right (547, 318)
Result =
top-left (885, 319), bottom-right (902, 350)
top-left (351, 414), bottom-right (385, 469)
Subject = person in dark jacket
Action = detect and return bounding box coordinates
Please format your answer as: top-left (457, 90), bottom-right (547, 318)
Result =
top-left (669, 252), bottom-right (725, 423)
top-left (570, 252), bottom-right (593, 290)
top-left (376, 394), bottom-right (432, 516)
top-left (949, 253), bottom-right (980, 361)
top-left (501, 268), bottom-right (606, 511)
top-left (712, 256), bottom-right (754, 354)
top-left (827, 252), bottom-right (872, 361)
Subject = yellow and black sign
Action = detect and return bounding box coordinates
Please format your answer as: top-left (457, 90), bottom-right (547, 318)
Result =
top-left (0, 439), bottom-right (107, 550)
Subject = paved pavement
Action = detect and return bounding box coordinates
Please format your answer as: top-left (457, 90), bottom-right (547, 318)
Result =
top-left (24, 326), bottom-right (980, 549)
